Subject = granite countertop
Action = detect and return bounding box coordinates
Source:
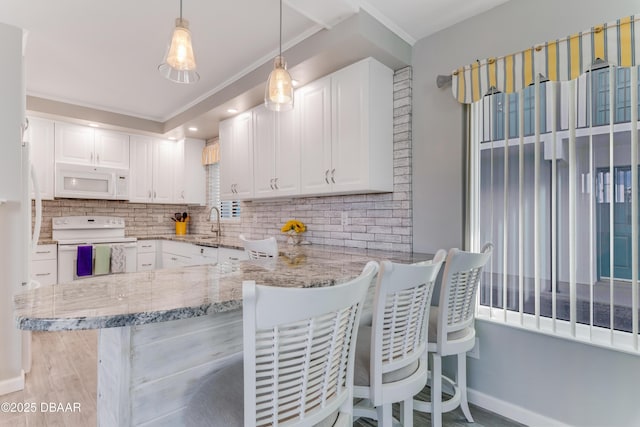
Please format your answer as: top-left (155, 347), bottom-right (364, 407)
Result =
top-left (15, 244), bottom-right (432, 332)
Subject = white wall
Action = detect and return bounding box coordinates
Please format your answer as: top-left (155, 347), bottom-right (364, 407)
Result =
top-left (412, 0), bottom-right (640, 424)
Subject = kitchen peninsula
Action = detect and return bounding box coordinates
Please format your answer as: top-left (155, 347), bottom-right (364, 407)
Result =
top-left (14, 243), bottom-right (431, 426)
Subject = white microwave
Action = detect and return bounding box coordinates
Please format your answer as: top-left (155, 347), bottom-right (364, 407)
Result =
top-left (55, 163), bottom-right (129, 200)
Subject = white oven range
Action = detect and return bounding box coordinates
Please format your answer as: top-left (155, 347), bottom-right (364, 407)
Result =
top-left (53, 216), bottom-right (137, 283)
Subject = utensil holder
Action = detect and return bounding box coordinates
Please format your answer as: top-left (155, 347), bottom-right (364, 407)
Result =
top-left (175, 221), bottom-right (187, 235)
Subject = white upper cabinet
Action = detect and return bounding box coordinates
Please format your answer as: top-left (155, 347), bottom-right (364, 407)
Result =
top-left (55, 122), bottom-right (129, 169)
top-left (28, 117), bottom-right (55, 200)
top-left (129, 135), bottom-right (154, 203)
top-left (297, 76), bottom-right (333, 195)
top-left (94, 129), bottom-right (130, 169)
top-left (129, 136), bottom-right (180, 204)
top-left (221, 57), bottom-right (392, 201)
top-left (152, 139), bottom-right (175, 203)
top-left (219, 112), bottom-right (253, 200)
top-left (173, 138), bottom-right (206, 205)
top-left (299, 58), bottom-right (393, 196)
top-left (252, 105), bottom-right (299, 199)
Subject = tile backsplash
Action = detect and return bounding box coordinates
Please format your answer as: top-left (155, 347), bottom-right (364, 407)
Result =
top-left (36, 66), bottom-right (413, 252)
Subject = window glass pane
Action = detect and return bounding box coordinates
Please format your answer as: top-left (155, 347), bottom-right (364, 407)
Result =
top-left (473, 68), bottom-right (639, 336)
top-left (592, 68), bottom-right (610, 126)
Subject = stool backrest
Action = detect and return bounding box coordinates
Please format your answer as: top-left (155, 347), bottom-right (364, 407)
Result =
top-left (369, 251), bottom-right (446, 402)
top-left (239, 234), bottom-right (279, 259)
top-left (436, 243), bottom-right (493, 349)
top-left (242, 261), bottom-right (379, 427)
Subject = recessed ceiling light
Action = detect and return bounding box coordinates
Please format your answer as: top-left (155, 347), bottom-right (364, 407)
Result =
top-left (292, 79), bottom-right (299, 87)
top-left (188, 126), bottom-right (198, 132)
top-left (88, 123), bottom-right (99, 128)
top-left (168, 137), bottom-right (176, 140)
top-left (227, 108), bottom-right (238, 114)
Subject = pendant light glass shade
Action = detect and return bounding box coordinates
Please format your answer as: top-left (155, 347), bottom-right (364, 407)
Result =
top-left (265, 0), bottom-right (293, 111)
top-left (158, 11), bottom-right (199, 83)
top-left (265, 56), bottom-right (294, 111)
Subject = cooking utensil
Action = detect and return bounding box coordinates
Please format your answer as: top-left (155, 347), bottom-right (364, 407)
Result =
top-left (170, 217), bottom-right (177, 222)
top-left (175, 213), bottom-right (182, 221)
top-left (182, 212), bottom-right (188, 222)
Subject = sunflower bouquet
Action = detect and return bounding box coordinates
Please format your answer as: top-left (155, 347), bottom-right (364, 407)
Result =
top-left (281, 219), bottom-right (306, 233)
top-left (281, 219), bottom-right (306, 245)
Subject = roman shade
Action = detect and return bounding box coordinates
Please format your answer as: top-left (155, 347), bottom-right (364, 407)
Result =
top-left (451, 14), bottom-right (640, 103)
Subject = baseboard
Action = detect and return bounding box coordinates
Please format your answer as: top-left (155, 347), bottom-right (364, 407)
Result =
top-left (467, 387), bottom-right (570, 427)
top-left (0, 370), bottom-right (25, 396)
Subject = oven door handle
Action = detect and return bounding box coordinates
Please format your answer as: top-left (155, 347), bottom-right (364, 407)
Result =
top-left (58, 242), bottom-right (137, 252)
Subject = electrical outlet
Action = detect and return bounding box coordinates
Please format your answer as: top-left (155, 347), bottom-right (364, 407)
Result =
top-left (341, 211), bottom-right (348, 226)
top-left (467, 338), bottom-right (480, 359)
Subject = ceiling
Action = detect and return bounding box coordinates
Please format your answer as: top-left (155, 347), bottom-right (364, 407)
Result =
top-left (0, 0), bottom-right (509, 140)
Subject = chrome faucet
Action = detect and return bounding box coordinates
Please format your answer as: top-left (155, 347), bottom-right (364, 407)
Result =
top-left (208, 205), bottom-right (221, 246)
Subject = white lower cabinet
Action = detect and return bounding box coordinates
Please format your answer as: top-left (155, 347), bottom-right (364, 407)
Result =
top-left (32, 244), bottom-right (57, 286)
top-left (137, 241), bottom-right (157, 271)
top-left (218, 247), bottom-right (247, 263)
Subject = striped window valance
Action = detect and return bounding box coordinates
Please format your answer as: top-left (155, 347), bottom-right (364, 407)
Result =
top-left (452, 14), bottom-right (640, 104)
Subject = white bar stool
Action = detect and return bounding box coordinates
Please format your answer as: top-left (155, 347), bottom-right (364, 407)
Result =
top-left (239, 234), bottom-right (279, 259)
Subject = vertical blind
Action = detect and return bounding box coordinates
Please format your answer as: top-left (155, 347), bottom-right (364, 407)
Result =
top-left (208, 163), bottom-right (240, 219)
top-left (457, 15), bottom-right (640, 353)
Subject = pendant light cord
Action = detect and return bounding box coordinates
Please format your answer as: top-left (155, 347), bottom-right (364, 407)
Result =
top-left (179, 0), bottom-right (183, 20)
top-left (279, 0), bottom-right (282, 57)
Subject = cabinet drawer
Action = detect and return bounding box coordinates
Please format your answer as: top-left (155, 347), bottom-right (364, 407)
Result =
top-left (32, 259), bottom-right (57, 286)
top-left (137, 252), bottom-right (156, 271)
top-left (33, 244), bottom-right (57, 261)
top-left (137, 240), bottom-right (157, 253)
top-left (218, 248), bottom-right (247, 263)
top-left (162, 252), bottom-right (191, 268)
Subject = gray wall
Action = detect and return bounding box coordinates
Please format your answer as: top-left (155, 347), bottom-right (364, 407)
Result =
top-left (412, 0), bottom-right (640, 425)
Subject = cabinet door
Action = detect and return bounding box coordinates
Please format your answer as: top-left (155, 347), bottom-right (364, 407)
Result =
top-left (152, 139), bottom-right (176, 203)
top-left (274, 108), bottom-right (299, 196)
top-left (54, 122), bottom-right (94, 164)
top-left (331, 63), bottom-right (368, 192)
top-left (94, 129), bottom-right (130, 169)
top-left (173, 139), bottom-right (186, 203)
top-left (181, 138), bottom-right (206, 205)
top-left (28, 117), bottom-right (55, 200)
top-left (298, 77), bottom-right (332, 195)
top-left (218, 119), bottom-right (236, 200)
top-left (220, 114), bottom-right (253, 200)
top-left (252, 106), bottom-right (276, 198)
top-left (231, 113), bottom-right (254, 199)
top-left (129, 136), bottom-right (153, 202)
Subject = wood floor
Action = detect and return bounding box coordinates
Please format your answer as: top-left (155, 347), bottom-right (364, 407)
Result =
top-left (0, 331), bottom-right (524, 427)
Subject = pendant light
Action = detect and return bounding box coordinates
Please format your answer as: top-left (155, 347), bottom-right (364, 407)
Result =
top-left (265, 0), bottom-right (294, 111)
top-left (158, 0), bottom-right (200, 84)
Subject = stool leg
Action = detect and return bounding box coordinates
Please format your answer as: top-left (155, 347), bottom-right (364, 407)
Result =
top-left (431, 353), bottom-right (442, 427)
top-left (400, 398), bottom-right (414, 427)
top-left (457, 352), bottom-right (474, 422)
top-left (376, 403), bottom-right (392, 427)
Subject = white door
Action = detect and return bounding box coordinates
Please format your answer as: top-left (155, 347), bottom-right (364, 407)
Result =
top-left (28, 117), bottom-right (55, 200)
top-left (152, 139), bottom-right (176, 203)
top-left (253, 106), bottom-right (276, 198)
top-left (274, 108), bottom-right (299, 196)
top-left (298, 77), bottom-right (332, 195)
top-left (331, 63), bottom-right (368, 192)
top-left (55, 122), bottom-right (94, 165)
top-left (129, 135), bottom-right (153, 202)
top-left (94, 129), bottom-right (130, 169)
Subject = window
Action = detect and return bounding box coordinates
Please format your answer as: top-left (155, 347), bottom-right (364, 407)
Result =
top-left (471, 67), bottom-right (640, 352)
top-left (208, 163), bottom-right (240, 219)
